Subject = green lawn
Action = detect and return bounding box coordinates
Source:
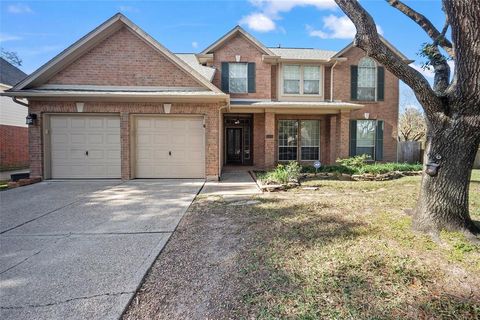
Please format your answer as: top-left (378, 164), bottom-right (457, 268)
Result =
top-left (236, 170), bottom-right (480, 319)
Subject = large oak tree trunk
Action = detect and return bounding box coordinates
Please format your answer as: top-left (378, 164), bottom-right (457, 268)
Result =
top-left (414, 112), bottom-right (480, 235)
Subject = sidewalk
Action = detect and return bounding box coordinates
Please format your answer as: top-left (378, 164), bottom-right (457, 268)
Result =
top-left (201, 171), bottom-right (262, 197)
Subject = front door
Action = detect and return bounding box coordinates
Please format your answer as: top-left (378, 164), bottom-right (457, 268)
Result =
top-left (226, 128), bottom-right (243, 164)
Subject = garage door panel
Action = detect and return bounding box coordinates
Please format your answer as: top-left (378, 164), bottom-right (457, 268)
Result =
top-left (50, 115), bottom-right (121, 179)
top-left (135, 116), bottom-right (205, 178)
top-left (71, 118), bottom-right (86, 128)
top-left (70, 149), bottom-right (86, 160)
top-left (107, 150), bottom-right (121, 160)
top-left (106, 134), bottom-right (120, 144)
top-left (153, 134), bottom-right (169, 144)
top-left (87, 150), bottom-right (105, 159)
top-left (89, 118), bottom-right (104, 128)
top-left (106, 118), bottom-right (120, 128)
top-left (88, 134), bottom-right (104, 144)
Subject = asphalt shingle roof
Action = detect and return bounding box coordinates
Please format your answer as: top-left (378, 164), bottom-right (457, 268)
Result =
top-left (269, 48), bottom-right (337, 60)
top-left (175, 54), bottom-right (216, 82)
top-left (0, 58), bottom-right (27, 87)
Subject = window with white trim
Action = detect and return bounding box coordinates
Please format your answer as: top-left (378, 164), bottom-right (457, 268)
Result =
top-left (278, 120), bottom-right (320, 161)
top-left (357, 57), bottom-right (376, 101)
top-left (283, 65), bottom-right (301, 94)
top-left (229, 63), bottom-right (248, 93)
top-left (283, 65), bottom-right (322, 95)
top-left (278, 120), bottom-right (298, 160)
top-left (300, 120), bottom-right (320, 160)
top-left (303, 66), bottom-right (320, 94)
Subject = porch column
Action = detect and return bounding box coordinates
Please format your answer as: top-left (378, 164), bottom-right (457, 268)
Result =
top-left (264, 112), bottom-right (275, 169)
top-left (120, 112), bottom-right (131, 180)
top-left (335, 111), bottom-right (350, 160)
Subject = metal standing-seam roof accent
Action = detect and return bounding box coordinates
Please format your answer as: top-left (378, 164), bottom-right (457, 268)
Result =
top-left (175, 54), bottom-right (215, 82)
top-left (268, 48), bottom-right (337, 61)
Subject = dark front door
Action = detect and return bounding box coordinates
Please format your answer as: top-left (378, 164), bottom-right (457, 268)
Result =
top-left (226, 128), bottom-right (243, 163)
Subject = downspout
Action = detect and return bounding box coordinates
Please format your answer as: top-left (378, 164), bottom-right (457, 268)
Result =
top-left (330, 60), bottom-right (338, 102)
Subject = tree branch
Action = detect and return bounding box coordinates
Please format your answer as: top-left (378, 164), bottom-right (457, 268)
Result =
top-left (334, 0), bottom-right (444, 115)
top-left (386, 0), bottom-right (454, 57)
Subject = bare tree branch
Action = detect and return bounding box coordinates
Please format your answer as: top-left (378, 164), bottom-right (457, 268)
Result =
top-left (386, 0), bottom-right (455, 57)
top-left (333, 0), bottom-right (444, 115)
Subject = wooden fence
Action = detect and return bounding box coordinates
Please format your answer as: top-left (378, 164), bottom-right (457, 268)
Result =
top-left (397, 141), bottom-right (422, 163)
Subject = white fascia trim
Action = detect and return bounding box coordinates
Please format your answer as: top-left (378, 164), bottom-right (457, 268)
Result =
top-left (201, 26), bottom-right (275, 56)
top-left (37, 84), bottom-right (210, 92)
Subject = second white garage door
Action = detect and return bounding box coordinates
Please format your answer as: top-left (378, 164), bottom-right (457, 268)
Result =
top-left (135, 116), bottom-right (205, 178)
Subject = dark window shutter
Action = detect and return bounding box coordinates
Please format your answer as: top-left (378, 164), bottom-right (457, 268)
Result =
top-left (350, 66), bottom-right (358, 100)
top-left (221, 62), bottom-right (229, 93)
top-left (349, 120), bottom-right (357, 157)
top-left (375, 120), bottom-right (384, 161)
top-left (377, 66), bottom-right (385, 101)
top-left (248, 62), bottom-right (256, 93)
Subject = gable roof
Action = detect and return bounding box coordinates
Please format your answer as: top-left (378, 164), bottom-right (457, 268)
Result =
top-left (201, 25), bottom-right (276, 56)
top-left (175, 54), bottom-right (215, 82)
top-left (0, 58), bottom-right (27, 87)
top-left (333, 35), bottom-right (412, 62)
top-left (11, 13), bottom-right (223, 94)
top-left (269, 48), bottom-right (337, 61)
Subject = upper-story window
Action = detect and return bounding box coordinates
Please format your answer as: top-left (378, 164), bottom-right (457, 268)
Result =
top-left (283, 65), bottom-right (321, 95)
top-left (357, 57), bottom-right (376, 101)
top-left (221, 62), bottom-right (256, 94)
top-left (351, 57), bottom-right (384, 101)
top-left (283, 65), bottom-right (301, 94)
top-left (303, 66), bottom-right (320, 94)
top-left (229, 63), bottom-right (248, 93)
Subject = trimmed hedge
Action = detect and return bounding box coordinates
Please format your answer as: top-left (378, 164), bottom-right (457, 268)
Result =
top-left (302, 162), bottom-right (422, 175)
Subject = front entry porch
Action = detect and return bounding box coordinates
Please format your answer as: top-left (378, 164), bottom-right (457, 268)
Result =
top-left (224, 114), bottom-right (253, 166)
top-left (220, 100), bottom-right (366, 175)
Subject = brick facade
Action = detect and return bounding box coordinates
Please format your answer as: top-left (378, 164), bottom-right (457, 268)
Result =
top-left (18, 19), bottom-right (401, 179)
top-left (28, 101), bottom-right (221, 180)
top-left (210, 33), bottom-right (272, 99)
top-left (48, 27), bottom-right (203, 87)
top-left (0, 124), bottom-right (29, 171)
top-left (333, 47), bottom-right (399, 162)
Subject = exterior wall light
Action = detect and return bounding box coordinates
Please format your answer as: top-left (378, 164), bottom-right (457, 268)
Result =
top-left (26, 113), bottom-right (37, 125)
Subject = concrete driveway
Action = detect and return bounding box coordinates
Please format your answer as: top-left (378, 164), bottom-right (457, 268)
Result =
top-left (0, 179), bottom-right (204, 320)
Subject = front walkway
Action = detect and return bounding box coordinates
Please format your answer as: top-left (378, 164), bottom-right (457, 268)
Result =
top-left (201, 169), bottom-right (261, 197)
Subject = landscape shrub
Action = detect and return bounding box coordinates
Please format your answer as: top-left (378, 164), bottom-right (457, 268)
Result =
top-left (302, 155), bottom-right (422, 176)
top-left (261, 161), bottom-right (302, 184)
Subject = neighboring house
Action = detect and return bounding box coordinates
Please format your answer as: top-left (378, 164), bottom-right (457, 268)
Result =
top-left (0, 58), bottom-right (28, 172)
top-left (3, 13), bottom-right (407, 180)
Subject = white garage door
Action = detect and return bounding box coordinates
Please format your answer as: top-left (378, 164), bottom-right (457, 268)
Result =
top-left (135, 116), bottom-right (205, 178)
top-left (50, 115), bottom-right (121, 179)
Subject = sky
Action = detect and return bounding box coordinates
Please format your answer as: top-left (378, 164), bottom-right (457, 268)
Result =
top-left (0, 0), bottom-right (447, 109)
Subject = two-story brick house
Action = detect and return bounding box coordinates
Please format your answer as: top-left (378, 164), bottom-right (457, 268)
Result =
top-left (3, 13), bottom-right (408, 180)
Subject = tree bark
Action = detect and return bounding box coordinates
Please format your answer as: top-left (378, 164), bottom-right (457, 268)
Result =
top-left (334, 0), bottom-right (480, 237)
top-left (415, 114), bottom-right (480, 235)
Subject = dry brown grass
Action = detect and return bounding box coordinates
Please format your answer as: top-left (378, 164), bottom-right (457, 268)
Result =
top-left (124, 171), bottom-right (480, 320)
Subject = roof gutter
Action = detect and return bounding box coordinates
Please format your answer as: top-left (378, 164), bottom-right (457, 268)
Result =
top-left (13, 96), bottom-right (29, 107)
